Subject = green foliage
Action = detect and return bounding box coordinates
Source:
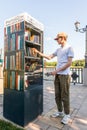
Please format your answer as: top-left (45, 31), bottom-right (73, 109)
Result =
top-left (45, 59), bottom-right (85, 67)
top-left (45, 61), bottom-right (57, 67)
top-left (72, 59), bottom-right (85, 67)
top-left (0, 119), bottom-right (24, 130)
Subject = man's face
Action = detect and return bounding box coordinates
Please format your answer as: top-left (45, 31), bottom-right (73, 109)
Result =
top-left (57, 37), bottom-right (63, 44)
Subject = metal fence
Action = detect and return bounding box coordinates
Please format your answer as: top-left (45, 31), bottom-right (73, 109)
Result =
top-left (70, 68), bottom-right (83, 84)
top-left (43, 67), bottom-right (83, 84)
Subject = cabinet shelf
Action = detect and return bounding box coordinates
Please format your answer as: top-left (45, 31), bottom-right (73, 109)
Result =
top-left (25, 23), bottom-right (42, 34)
top-left (4, 69), bottom-right (24, 72)
top-left (25, 56), bottom-right (40, 60)
top-left (25, 40), bottom-right (41, 46)
top-left (5, 49), bottom-right (24, 54)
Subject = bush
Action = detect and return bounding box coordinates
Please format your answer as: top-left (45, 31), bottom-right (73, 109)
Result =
top-left (0, 119), bottom-right (24, 130)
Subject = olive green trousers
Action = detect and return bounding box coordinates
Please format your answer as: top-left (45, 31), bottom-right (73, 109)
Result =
top-left (54, 74), bottom-right (71, 114)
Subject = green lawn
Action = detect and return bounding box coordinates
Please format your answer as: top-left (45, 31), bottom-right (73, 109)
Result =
top-left (0, 119), bottom-right (24, 130)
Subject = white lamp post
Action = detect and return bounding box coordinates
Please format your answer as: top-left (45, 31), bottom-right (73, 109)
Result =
top-left (74, 21), bottom-right (87, 85)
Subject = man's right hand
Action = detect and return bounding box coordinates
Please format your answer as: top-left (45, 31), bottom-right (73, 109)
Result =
top-left (32, 48), bottom-right (38, 53)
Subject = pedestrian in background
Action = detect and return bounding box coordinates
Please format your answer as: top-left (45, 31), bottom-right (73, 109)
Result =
top-left (34, 32), bottom-right (74, 124)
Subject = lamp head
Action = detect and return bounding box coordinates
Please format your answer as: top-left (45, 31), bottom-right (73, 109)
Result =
top-left (74, 21), bottom-right (80, 31)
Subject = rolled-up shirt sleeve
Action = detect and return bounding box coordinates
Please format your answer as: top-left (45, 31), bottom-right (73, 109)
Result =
top-left (52, 49), bottom-right (58, 57)
top-left (68, 47), bottom-right (74, 58)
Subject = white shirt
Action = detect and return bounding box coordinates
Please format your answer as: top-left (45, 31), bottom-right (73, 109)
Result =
top-left (53, 44), bottom-right (74, 75)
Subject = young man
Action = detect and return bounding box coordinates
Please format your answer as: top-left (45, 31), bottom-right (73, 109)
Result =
top-left (34, 32), bottom-right (74, 124)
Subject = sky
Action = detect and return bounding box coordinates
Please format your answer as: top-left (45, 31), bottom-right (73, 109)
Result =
top-left (0, 0), bottom-right (87, 61)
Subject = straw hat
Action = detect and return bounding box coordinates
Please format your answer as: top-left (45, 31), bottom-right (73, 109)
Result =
top-left (54, 32), bottom-right (68, 40)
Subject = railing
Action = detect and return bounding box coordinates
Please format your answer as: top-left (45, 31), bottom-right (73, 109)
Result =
top-left (70, 68), bottom-right (83, 84)
top-left (43, 67), bottom-right (83, 84)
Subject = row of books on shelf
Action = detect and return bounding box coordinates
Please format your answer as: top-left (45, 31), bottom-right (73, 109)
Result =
top-left (4, 51), bottom-right (24, 70)
top-left (25, 30), bottom-right (40, 43)
top-left (25, 47), bottom-right (38, 57)
top-left (4, 21), bottom-right (24, 35)
top-left (4, 71), bottom-right (24, 91)
top-left (16, 51), bottom-right (24, 70)
top-left (4, 70), bottom-right (42, 91)
top-left (4, 34), bottom-right (40, 53)
top-left (4, 33), bottom-right (24, 52)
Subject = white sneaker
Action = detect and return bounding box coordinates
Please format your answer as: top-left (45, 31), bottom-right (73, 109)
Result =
top-left (61, 114), bottom-right (70, 124)
top-left (51, 112), bottom-right (64, 118)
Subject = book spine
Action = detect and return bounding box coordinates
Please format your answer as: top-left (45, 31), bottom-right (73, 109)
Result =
top-left (16, 72), bottom-right (18, 90)
top-left (18, 75), bottom-right (20, 90)
top-left (12, 71), bottom-right (15, 89)
top-left (20, 75), bottom-right (24, 91)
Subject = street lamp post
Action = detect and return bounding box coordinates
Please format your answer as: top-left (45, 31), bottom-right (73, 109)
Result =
top-left (74, 21), bottom-right (87, 85)
top-left (74, 21), bottom-right (87, 68)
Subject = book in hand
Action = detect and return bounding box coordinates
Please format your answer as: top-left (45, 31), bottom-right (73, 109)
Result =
top-left (31, 48), bottom-right (37, 57)
top-left (45, 72), bottom-right (52, 77)
top-left (29, 48), bottom-right (37, 57)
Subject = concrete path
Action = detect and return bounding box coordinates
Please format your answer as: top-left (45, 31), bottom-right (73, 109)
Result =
top-left (0, 80), bottom-right (87, 130)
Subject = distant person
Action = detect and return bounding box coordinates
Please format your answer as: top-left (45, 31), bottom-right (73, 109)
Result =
top-left (34, 32), bottom-right (74, 124)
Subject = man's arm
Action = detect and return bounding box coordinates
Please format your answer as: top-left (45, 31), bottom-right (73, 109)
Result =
top-left (33, 48), bottom-right (55, 60)
top-left (51, 57), bottom-right (73, 75)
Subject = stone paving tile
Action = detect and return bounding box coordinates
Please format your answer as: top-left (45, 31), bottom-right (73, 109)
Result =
top-left (47, 126), bottom-right (60, 130)
top-left (25, 122), bottom-right (43, 130)
top-left (77, 102), bottom-right (87, 117)
top-left (33, 119), bottom-right (50, 130)
top-left (25, 117), bottom-right (49, 130)
top-left (69, 117), bottom-right (87, 130)
top-left (70, 108), bottom-right (78, 122)
top-left (62, 125), bottom-right (71, 130)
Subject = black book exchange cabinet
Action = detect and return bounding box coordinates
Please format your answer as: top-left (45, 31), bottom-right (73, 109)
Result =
top-left (3, 13), bottom-right (44, 127)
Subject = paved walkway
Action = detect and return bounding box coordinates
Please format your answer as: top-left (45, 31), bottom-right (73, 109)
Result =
top-left (0, 80), bottom-right (87, 130)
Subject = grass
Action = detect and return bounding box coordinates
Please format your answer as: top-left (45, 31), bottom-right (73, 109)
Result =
top-left (0, 119), bottom-right (24, 130)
